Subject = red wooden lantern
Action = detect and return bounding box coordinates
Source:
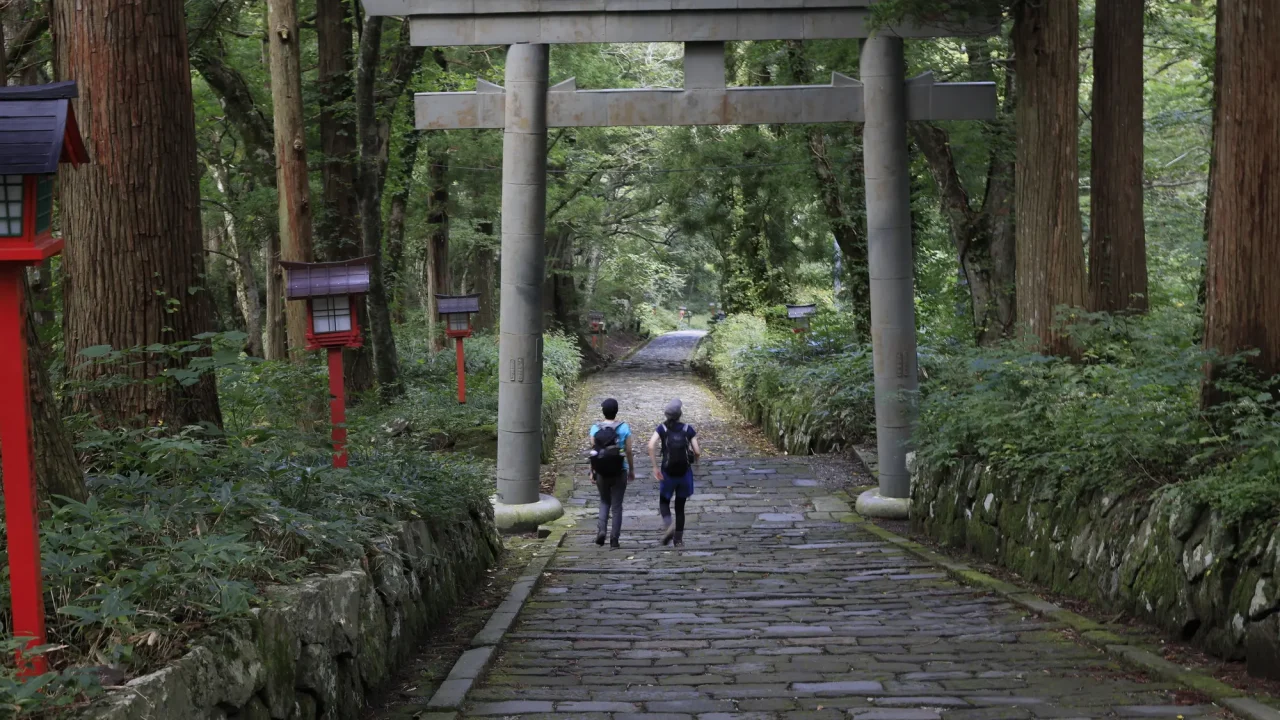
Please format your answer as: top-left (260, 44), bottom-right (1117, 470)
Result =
top-left (0, 81), bottom-right (89, 676)
top-left (588, 310), bottom-right (605, 351)
top-left (281, 257), bottom-right (373, 468)
top-left (787, 303), bottom-right (816, 333)
top-left (436, 294), bottom-right (480, 404)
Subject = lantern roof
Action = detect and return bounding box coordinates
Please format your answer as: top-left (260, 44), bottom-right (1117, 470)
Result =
top-left (0, 81), bottom-right (89, 175)
top-left (281, 256), bottom-right (373, 299)
top-left (786, 304), bottom-right (817, 319)
top-left (436, 293), bottom-right (481, 315)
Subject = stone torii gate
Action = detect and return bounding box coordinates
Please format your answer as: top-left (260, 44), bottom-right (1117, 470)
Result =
top-left (360, 0), bottom-right (997, 526)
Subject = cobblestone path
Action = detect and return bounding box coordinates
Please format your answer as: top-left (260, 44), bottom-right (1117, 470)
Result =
top-left (466, 332), bottom-right (1219, 720)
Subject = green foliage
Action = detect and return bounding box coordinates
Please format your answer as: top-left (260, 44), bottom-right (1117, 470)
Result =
top-left (915, 309), bottom-right (1280, 522)
top-left (698, 312), bottom-right (878, 454)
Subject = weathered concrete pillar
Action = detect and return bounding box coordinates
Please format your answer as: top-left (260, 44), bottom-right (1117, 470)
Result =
top-left (859, 34), bottom-right (918, 515)
top-left (494, 44), bottom-right (559, 527)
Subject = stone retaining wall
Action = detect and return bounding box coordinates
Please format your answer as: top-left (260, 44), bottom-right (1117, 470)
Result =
top-left (912, 459), bottom-right (1280, 679)
top-left (82, 507), bottom-right (501, 720)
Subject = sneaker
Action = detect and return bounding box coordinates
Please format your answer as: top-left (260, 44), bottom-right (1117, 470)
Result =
top-left (673, 531), bottom-right (684, 547)
top-left (661, 523), bottom-right (676, 546)
top-left (595, 533), bottom-right (606, 546)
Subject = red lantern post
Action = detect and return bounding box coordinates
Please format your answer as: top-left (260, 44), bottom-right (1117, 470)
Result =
top-left (0, 81), bottom-right (89, 675)
top-left (437, 294), bottom-right (480, 404)
top-left (588, 310), bottom-right (605, 351)
top-left (281, 258), bottom-right (374, 468)
top-left (787, 304), bottom-right (816, 334)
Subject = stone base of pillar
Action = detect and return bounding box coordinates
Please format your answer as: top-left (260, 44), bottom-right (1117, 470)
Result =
top-left (492, 494), bottom-right (564, 534)
top-left (855, 488), bottom-right (911, 520)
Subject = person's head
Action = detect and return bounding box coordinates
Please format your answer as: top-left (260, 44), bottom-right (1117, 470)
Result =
top-left (601, 398), bottom-right (619, 420)
top-left (664, 398), bottom-right (683, 425)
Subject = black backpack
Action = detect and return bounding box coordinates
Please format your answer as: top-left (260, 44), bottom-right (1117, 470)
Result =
top-left (661, 423), bottom-right (692, 476)
top-left (590, 422), bottom-right (625, 477)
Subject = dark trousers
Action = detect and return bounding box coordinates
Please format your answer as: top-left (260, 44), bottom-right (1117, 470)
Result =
top-left (659, 495), bottom-right (687, 532)
top-left (596, 474), bottom-right (627, 540)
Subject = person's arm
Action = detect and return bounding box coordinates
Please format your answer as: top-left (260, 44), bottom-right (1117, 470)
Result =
top-left (691, 436), bottom-right (702, 462)
top-left (625, 428), bottom-right (636, 481)
top-left (648, 431), bottom-right (662, 481)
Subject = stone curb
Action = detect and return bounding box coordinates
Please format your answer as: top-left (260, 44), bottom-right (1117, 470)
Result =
top-left (830, 497), bottom-right (1280, 720)
top-left (424, 526), bottom-right (570, 712)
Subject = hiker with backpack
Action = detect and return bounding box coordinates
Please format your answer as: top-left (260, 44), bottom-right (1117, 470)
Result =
top-left (588, 398), bottom-right (635, 548)
top-left (647, 398), bottom-right (701, 546)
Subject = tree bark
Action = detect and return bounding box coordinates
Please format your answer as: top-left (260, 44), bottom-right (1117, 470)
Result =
top-left (316, 0), bottom-right (361, 259)
top-left (1088, 0), bottom-right (1148, 314)
top-left (267, 0), bottom-right (316, 359)
top-left (1202, 0), bottom-right (1280, 401)
top-left (25, 279), bottom-right (88, 504)
top-left (424, 145), bottom-right (450, 351)
top-left (908, 39), bottom-right (1016, 345)
top-left (354, 15), bottom-right (401, 398)
top-left (190, 47), bottom-right (286, 358)
top-left (1012, 0), bottom-right (1087, 355)
top-left (53, 0), bottom-right (223, 428)
top-left (472, 221), bottom-right (497, 331)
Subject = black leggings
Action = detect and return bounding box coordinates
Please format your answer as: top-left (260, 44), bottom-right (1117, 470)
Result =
top-left (660, 495), bottom-right (687, 532)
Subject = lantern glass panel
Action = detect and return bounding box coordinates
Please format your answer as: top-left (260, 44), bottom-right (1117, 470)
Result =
top-left (0, 175), bottom-right (23, 236)
top-left (447, 313), bottom-right (470, 333)
top-left (35, 175), bottom-right (52, 234)
top-left (313, 295), bottom-right (352, 334)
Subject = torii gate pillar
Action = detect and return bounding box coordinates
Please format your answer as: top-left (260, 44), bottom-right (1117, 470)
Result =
top-left (496, 43), bottom-right (551, 511)
top-left (858, 35), bottom-right (916, 518)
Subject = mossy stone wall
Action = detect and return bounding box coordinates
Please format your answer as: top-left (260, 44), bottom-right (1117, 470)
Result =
top-left (80, 507), bottom-right (501, 720)
top-left (913, 459), bottom-right (1280, 679)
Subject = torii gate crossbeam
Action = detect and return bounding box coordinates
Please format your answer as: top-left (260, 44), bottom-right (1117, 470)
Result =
top-left (362, 0), bottom-right (997, 525)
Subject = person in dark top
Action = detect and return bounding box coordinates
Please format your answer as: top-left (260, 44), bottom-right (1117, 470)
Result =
top-left (588, 398), bottom-right (634, 548)
top-left (647, 398), bottom-right (701, 546)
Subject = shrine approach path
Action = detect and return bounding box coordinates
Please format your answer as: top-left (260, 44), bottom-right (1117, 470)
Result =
top-left (462, 331), bottom-right (1220, 720)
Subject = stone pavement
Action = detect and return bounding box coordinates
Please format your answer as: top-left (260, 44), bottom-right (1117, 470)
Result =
top-left (463, 332), bottom-right (1222, 720)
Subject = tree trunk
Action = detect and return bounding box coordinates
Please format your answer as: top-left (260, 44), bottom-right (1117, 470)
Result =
top-left (424, 146), bottom-right (450, 351)
top-left (908, 38), bottom-right (1016, 345)
top-left (267, 0), bottom-right (316, 359)
top-left (807, 127), bottom-right (871, 338)
top-left (1088, 0), bottom-right (1148, 314)
top-left (1202, 0), bottom-right (1280, 401)
top-left (211, 165), bottom-right (265, 358)
top-left (473, 222), bottom-right (496, 331)
top-left (53, 0), bottom-right (222, 428)
top-left (265, 231), bottom-right (286, 360)
top-left (355, 15), bottom-right (401, 398)
top-left (24, 279), bottom-right (88, 504)
top-left (1012, 0), bottom-right (1086, 355)
top-left (316, 0), bottom-right (361, 260)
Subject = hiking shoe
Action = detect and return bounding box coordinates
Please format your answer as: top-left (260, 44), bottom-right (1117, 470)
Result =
top-left (610, 538), bottom-right (621, 549)
top-left (595, 533), bottom-right (606, 546)
top-left (673, 531), bottom-right (684, 547)
top-left (661, 523), bottom-right (676, 546)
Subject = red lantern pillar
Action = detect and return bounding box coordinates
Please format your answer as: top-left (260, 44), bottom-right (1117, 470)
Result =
top-left (455, 336), bottom-right (467, 404)
top-left (327, 347), bottom-right (348, 468)
top-left (0, 265), bottom-right (48, 676)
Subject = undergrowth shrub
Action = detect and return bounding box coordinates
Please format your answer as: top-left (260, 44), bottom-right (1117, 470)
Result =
top-left (698, 312), bottom-right (879, 454)
top-left (916, 308), bottom-right (1280, 521)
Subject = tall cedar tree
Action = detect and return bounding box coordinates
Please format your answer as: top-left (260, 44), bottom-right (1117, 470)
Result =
top-left (316, 0), bottom-right (375, 390)
top-left (1088, 0), bottom-right (1148, 313)
top-left (267, 0), bottom-right (317, 358)
top-left (1012, 0), bottom-right (1087, 355)
top-left (1202, 0), bottom-right (1280, 402)
top-left (53, 0), bottom-right (223, 427)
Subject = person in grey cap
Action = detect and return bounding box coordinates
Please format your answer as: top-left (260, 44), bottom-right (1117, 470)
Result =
top-left (646, 398), bottom-right (701, 546)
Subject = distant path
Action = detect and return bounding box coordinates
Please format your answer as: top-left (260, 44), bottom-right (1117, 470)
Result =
top-left (465, 332), bottom-right (1215, 720)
